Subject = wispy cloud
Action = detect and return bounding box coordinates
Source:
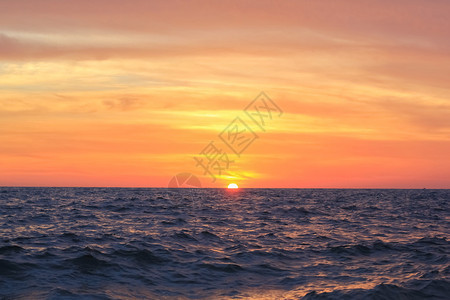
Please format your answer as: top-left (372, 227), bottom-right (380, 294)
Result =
top-left (1, 0), bottom-right (449, 187)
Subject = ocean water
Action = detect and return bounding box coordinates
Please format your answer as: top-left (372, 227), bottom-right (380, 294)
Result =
top-left (0, 188), bottom-right (449, 299)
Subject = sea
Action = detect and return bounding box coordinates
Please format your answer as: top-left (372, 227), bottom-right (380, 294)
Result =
top-left (0, 188), bottom-right (449, 299)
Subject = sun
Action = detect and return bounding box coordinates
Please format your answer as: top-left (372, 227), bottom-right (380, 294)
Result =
top-left (227, 183), bottom-right (239, 189)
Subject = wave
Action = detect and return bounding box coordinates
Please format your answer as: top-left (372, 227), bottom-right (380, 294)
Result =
top-left (111, 248), bottom-right (167, 265)
top-left (323, 237), bottom-right (448, 257)
top-left (0, 258), bottom-right (34, 278)
top-left (0, 245), bottom-right (24, 254)
top-left (0, 187), bottom-right (448, 299)
top-left (302, 279), bottom-right (450, 300)
top-left (198, 263), bottom-right (244, 273)
top-left (67, 254), bottom-right (113, 272)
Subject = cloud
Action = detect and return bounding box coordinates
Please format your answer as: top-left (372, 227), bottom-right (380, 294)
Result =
top-left (103, 97), bottom-right (144, 111)
top-left (1, 0), bottom-right (450, 187)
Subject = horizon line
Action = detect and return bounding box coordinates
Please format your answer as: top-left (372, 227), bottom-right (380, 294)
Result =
top-left (0, 186), bottom-right (447, 190)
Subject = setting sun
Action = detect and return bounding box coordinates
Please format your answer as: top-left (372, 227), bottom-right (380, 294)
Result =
top-left (227, 183), bottom-right (239, 189)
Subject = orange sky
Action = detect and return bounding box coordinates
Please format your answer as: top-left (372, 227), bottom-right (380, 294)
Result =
top-left (1, 0), bottom-right (449, 188)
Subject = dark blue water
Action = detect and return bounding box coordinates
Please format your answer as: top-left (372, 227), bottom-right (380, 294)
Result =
top-left (0, 188), bottom-right (449, 299)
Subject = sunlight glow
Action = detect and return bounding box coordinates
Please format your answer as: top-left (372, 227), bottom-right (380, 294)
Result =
top-left (227, 183), bottom-right (239, 189)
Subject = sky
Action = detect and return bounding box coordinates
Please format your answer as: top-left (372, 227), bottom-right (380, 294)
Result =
top-left (1, 0), bottom-right (449, 188)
